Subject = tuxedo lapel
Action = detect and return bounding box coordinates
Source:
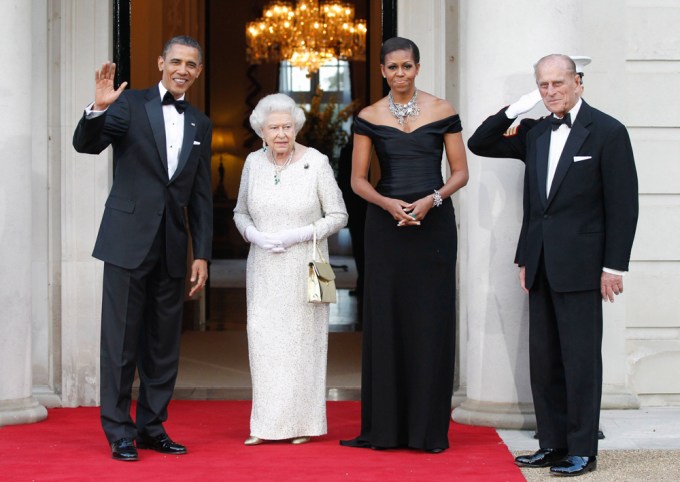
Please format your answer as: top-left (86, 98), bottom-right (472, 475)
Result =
top-left (535, 126), bottom-right (551, 207)
top-left (144, 89), bottom-right (169, 179)
top-left (171, 109), bottom-right (198, 182)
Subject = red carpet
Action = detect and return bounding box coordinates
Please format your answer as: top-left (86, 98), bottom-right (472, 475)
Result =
top-left (0, 401), bottom-right (524, 481)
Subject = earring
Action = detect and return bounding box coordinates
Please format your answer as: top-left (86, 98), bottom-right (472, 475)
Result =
top-left (262, 139), bottom-right (267, 152)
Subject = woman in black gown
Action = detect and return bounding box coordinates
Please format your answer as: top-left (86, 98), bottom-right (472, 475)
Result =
top-left (340, 37), bottom-right (469, 453)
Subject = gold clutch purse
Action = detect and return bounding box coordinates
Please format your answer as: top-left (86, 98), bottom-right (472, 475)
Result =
top-left (307, 229), bottom-right (337, 303)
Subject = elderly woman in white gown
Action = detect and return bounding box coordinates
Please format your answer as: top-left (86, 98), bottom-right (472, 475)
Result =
top-left (234, 93), bottom-right (348, 445)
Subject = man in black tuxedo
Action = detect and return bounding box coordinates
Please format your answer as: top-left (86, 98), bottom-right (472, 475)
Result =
top-left (468, 54), bottom-right (638, 476)
top-left (73, 36), bottom-right (212, 461)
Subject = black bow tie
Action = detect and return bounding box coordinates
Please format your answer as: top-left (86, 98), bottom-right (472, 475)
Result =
top-left (551, 113), bottom-right (572, 130)
top-left (162, 91), bottom-right (188, 114)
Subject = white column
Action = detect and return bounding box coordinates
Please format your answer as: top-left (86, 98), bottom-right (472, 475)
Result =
top-left (56, 0), bottom-right (112, 406)
top-left (0, 0), bottom-right (47, 426)
top-left (453, 0), bottom-right (594, 428)
top-left (397, 0), bottom-right (448, 98)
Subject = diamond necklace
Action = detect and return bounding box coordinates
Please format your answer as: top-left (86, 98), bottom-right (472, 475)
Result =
top-left (388, 89), bottom-right (420, 126)
top-left (270, 147), bottom-right (295, 185)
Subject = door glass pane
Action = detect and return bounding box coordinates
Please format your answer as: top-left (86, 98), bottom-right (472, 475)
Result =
top-left (280, 62), bottom-right (312, 92)
top-left (319, 59), bottom-right (349, 93)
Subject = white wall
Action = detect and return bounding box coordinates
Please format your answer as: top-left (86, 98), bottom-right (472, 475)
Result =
top-left (41, 0), bottom-right (113, 407)
top-left (618, 0), bottom-right (680, 404)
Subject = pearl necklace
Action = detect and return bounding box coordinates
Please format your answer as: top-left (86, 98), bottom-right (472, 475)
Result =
top-left (388, 89), bottom-right (420, 126)
top-left (270, 147), bottom-right (295, 185)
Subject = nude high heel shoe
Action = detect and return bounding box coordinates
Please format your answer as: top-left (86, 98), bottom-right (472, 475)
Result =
top-left (244, 436), bottom-right (265, 446)
top-left (291, 436), bottom-right (311, 445)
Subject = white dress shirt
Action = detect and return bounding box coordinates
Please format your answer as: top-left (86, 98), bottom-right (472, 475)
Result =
top-left (158, 82), bottom-right (185, 179)
top-left (546, 98), bottom-right (582, 195)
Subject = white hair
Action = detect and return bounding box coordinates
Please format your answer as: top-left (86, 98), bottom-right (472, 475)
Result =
top-left (249, 93), bottom-right (306, 137)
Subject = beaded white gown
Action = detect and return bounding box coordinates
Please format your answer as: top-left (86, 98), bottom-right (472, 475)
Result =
top-left (233, 146), bottom-right (347, 439)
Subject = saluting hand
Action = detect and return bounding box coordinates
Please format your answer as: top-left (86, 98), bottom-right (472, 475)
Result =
top-left (505, 89), bottom-right (542, 119)
top-left (93, 62), bottom-right (128, 111)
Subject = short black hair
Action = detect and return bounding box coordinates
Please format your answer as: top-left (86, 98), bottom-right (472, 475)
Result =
top-left (380, 37), bottom-right (420, 64)
top-left (162, 35), bottom-right (203, 64)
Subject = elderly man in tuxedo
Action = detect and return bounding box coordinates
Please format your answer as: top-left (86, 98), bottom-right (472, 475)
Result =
top-left (468, 54), bottom-right (638, 476)
top-left (73, 36), bottom-right (212, 461)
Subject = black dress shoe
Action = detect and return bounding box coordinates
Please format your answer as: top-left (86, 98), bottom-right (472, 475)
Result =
top-left (111, 437), bottom-right (138, 461)
top-left (426, 448), bottom-right (444, 454)
top-left (550, 455), bottom-right (596, 476)
top-left (136, 433), bottom-right (187, 455)
top-left (514, 448), bottom-right (567, 467)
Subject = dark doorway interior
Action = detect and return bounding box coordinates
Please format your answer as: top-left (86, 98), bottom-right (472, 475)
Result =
top-left (118, 0), bottom-right (397, 398)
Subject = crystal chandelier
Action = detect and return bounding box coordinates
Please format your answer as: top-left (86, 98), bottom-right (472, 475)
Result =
top-left (246, 0), bottom-right (367, 74)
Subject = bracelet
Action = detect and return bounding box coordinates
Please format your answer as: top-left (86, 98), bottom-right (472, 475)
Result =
top-left (432, 189), bottom-right (443, 207)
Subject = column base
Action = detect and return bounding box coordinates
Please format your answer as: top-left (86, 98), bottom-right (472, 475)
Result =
top-left (451, 385), bottom-right (467, 409)
top-left (601, 386), bottom-right (640, 410)
top-left (0, 397), bottom-right (47, 427)
top-left (453, 388), bottom-right (640, 431)
top-left (33, 386), bottom-right (63, 408)
top-left (452, 398), bottom-right (536, 430)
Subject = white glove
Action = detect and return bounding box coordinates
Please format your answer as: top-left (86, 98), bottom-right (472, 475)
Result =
top-left (505, 89), bottom-right (542, 119)
top-left (269, 225), bottom-right (314, 249)
top-left (244, 226), bottom-right (286, 253)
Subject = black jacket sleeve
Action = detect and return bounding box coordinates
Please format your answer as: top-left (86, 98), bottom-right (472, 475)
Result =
top-left (467, 106), bottom-right (543, 163)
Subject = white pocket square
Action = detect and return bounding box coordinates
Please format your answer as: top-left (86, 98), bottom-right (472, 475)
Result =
top-left (193, 141), bottom-right (201, 145)
top-left (573, 156), bottom-right (592, 162)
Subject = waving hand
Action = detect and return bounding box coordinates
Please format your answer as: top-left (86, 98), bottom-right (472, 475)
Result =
top-left (93, 62), bottom-right (128, 111)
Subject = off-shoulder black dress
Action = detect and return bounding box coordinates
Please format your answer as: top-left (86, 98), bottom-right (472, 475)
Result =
top-left (341, 115), bottom-right (462, 452)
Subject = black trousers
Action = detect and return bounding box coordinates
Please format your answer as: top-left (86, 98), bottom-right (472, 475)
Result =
top-left (529, 256), bottom-right (603, 456)
top-left (99, 221), bottom-right (185, 443)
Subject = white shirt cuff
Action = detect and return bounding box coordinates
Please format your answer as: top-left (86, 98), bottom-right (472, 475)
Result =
top-left (84, 102), bottom-right (107, 119)
top-left (603, 267), bottom-right (626, 276)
